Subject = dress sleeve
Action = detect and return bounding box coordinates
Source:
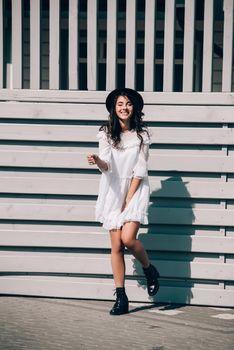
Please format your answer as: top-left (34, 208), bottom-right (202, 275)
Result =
top-left (132, 133), bottom-right (150, 179)
top-left (97, 131), bottom-right (112, 172)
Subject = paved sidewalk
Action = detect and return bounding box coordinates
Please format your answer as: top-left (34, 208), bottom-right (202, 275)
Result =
top-left (0, 296), bottom-right (234, 350)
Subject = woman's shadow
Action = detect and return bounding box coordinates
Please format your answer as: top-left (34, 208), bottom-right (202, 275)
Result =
top-left (130, 175), bottom-right (195, 313)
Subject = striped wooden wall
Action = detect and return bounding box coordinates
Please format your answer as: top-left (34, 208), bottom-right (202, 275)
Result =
top-left (0, 89), bottom-right (234, 307)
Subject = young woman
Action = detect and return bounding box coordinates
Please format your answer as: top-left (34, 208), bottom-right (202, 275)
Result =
top-left (87, 88), bottom-right (160, 315)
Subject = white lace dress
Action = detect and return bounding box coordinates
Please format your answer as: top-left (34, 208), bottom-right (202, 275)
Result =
top-left (95, 129), bottom-right (151, 230)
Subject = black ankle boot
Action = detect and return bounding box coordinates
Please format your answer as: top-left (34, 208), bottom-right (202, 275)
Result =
top-left (110, 287), bottom-right (129, 315)
top-left (143, 264), bottom-right (160, 296)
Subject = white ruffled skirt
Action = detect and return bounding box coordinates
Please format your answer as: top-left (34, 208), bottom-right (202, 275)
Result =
top-left (95, 173), bottom-right (150, 230)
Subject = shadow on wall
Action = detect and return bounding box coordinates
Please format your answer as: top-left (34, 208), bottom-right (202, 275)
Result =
top-left (132, 175), bottom-right (195, 305)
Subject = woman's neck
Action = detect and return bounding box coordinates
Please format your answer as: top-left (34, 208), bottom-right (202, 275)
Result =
top-left (120, 120), bottom-right (130, 132)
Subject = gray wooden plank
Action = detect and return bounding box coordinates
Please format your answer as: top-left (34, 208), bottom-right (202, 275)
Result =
top-left (144, 0), bottom-right (156, 91)
top-left (0, 89), bottom-right (234, 105)
top-left (222, 0), bottom-right (234, 92)
top-left (87, 0), bottom-right (97, 90)
top-left (49, 0), bottom-right (60, 89)
top-left (0, 275), bottom-right (233, 306)
top-left (69, 0), bottom-right (79, 89)
top-left (0, 0), bottom-right (3, 88)
top-left (163, 0), bottom-right (175, 92)
top-left (2, 175), bottom-right (234, 200)
top-left (12, 0), bottom-right (22, 88)
top-left (202, 0), bottom-right (214, 92)
top-left (106, 0), bottom-right (117, 90)
top-left (1, 124), bottom-right (234, 145)
top-left (1, 251), bottom-right (234, 280)
top-left (0, 172), bottom-right (234, 199)
top-left (183, 0), bottom-right (195, 91)
top-left (0, 202), bottom-right (234, 226)
top-left (1, 102), bottom-right (234, 122)
top-left (0, 229), bottom-right (234, 254)
top-left (30, 0), bottom-right (40, 89)
top-left (0, 149), bottom-right (234, 173)
top-left (125, 0), bottom-right (136, 88)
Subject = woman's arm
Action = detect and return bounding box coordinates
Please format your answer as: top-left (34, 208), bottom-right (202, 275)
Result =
top-left (122, 177), bottom-right (142, 211)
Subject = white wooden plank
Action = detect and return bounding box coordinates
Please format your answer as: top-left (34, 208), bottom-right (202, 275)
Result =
top-left (0, 89), bottom-right (234, 105)
top-left (30, 0), bottom-right (40, 89)
top-left (0, 175), bottom-right (99, 195)
top-left (144, 0), bottom-right (156, 91)
top-left (1, 251), bottom-right (234, 281)
top-left (0, 222), bottom-right (221, 238)
top-left (138, 235), bottom-right (234, 254)
top-left (183, 0), bottom-right (195, 92)
top-left (106, 0), bottom-right (117, 90)
top-left (1, 124), bottom-right (234, 145)
top-left (0, 102), bottom-right (234, 122)
top-left (1, 229), bottom-right (234, 254)
top-left (202, 0), bottom-right (214, 92)
top-left (12, 0), bottom-right (23, 88)
top-left (149, 179), bottom-right (234, 199)
top-left (1, 149), bottom-right (234, 173)
top-left (0, 230), bottom-right (109, 249)
top-left (222, 0), bottom-right (234, 92)
top-left (87, 0), bottom-right (97, 90)
top-left (0, 0), bottom-right (3, 88)
top-left (163, 0), bottom-right (175, 92)
top-left (69, 0), bottom-right (79, 89)
top-left (148, 154), bottom-right (234, 173)
top-left (125, 0), bottom-right (136, 88)
top-left (0, 276), bottom-right (233, 306)
top-left (49, 0), bottom-right (60, 89)
top-left (149, 207), bottom-right (234, 226)
top-left (1, 175), bottom-right (234, 201)
top-left (0, 102), bottom-right (107, 120)
top-left (0, 202), bottom-right (234, 226)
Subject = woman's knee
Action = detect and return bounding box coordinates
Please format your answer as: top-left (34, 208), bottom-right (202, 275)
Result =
top-left (111, 244), bottom-right (124, 255)
top-left (121, 236), bottom-right (136, 250)
top-left (110, 229), bottom-right (124, 254)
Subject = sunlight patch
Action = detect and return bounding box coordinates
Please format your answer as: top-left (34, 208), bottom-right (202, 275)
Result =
top-left (212, 314), bottom-right (234, 320)
top-left (149, 309), bottom-right (184, 316)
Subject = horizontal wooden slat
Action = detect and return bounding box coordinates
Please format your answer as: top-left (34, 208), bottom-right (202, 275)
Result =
top-left (0, 202), bottom-right (234, 226)
top-left (1, 175), bottom-right (234, 200)
top-left (0, 229), bottom-right (234, 254)
top-left (0, 275), bottom-right (233, 306)
top-left (0, 102), bottom-right (234, 122)
top-left (0, 251), bottom-right (233, 280)
top-left (139, 234), bottom-right (234, 254)
top-left (0, 222), bottom-right (223, 236)
top-left (0, 89), bottom-right (234, 105)
top-left (1, 124), bottom-right (234, 145)
top-left (1, 149), bottom-right (234, 173)
top-left (0, 102), bottom-right (106, 120)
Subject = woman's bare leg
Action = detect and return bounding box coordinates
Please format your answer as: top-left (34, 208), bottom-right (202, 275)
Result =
top-left (121, 221), bottom-right (150, 268)
top-left (109, 229), bottom-right (125, 287)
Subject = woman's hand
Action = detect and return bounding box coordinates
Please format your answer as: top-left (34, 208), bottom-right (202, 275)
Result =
top-left (121, 197), bottom-right (131, 212)
top-left (87, 154), bottom-right (99, 165)
top-left (87, 154), bottom-right (109, 172)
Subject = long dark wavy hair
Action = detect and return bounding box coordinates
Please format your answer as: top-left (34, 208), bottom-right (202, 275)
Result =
top-left (100, 91), bottom-right (149, 149)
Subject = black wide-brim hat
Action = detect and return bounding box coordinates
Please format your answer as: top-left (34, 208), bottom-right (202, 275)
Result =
top-left (105, 88), bottom-right (144, 113)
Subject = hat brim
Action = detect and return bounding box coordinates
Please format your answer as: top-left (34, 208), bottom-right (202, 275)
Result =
top-left (105, 88), bottom-right (144, 113)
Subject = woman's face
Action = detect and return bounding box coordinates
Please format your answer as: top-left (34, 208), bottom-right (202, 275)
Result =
top-left (115, 95), bottom-right (134, 122)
